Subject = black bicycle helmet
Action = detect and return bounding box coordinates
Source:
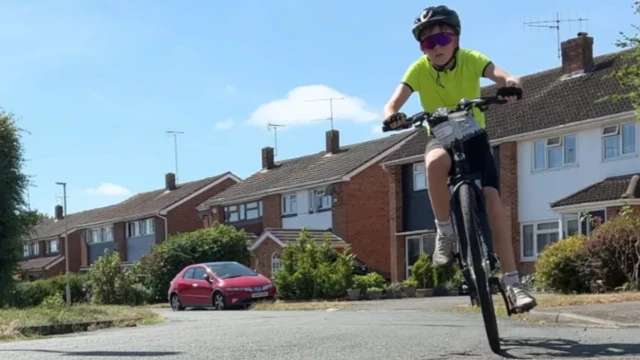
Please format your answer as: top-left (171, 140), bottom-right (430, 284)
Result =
top-left (412, 5), bottom-right (461, 41)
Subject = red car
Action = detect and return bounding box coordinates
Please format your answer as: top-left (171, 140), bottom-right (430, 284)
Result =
top-left (168, 261), bottom-right (276, 311)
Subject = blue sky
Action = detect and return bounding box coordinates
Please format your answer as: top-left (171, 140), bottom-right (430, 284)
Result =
top-left (1, 0), bottom-right (636, 214)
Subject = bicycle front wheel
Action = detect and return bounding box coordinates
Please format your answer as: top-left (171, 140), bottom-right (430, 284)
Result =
top-left (458, 182), bottom-right (500, 354)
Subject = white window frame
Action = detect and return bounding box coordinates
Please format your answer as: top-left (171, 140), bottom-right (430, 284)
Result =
top-left (533, 133), bottom-right (578, 171)
top-left (562, 213), bottom-right (580, 238)
top-left (46, 239), bottom-right (60, 254)
top-left (405, 233), bottom-right (436, 279)
top-left (23, 244), bottom-right (30, 257)
top-left (602, 122), bottom-right (637, 160)
top-left (520, 220), bottom-right (560, 262)
top-left (413, 162), bottom-right (427, 191)
top-left (30, 242), bottom-right (39, 256)
top-left (309, 188), bottom-right (331, 212)
top-left (271, 252), bottom-right (282, 275)
top-left (282, 193), bottom-right (297, 216)
top-left (127, 219), bottom-right (154, 238)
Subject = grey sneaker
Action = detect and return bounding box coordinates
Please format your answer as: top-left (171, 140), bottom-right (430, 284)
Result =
top-left (433, 232), bottom-right (456, 267)
top-left (506, 283), bottom-right (537, 312)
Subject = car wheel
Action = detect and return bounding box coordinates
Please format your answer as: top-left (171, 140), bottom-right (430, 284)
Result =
top-left (170, 294), bottom-right (184, 311)
top-left (213, 292), bottom-right (226, 310)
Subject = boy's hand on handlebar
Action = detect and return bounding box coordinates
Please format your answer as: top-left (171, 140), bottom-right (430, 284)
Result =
top-left (383, 112), bottom-right (409, 130)
top-left (496, 82), bottom-right (523, 104)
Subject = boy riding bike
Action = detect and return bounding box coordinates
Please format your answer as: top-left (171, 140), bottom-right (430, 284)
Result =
top-left (383, 5), bottom-right (536, 312)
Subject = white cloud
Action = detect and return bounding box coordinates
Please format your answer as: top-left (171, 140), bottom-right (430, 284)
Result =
top-left (215, 119), bottom-right (234, 130)
top-left (371, 124), bottom-right (383, 135)
top-left (86, 183), bottom-right (131, 196)
top-left (246, 84), bottom-right (379, 128)
top-left (225, 85), bottom-right (237, 95)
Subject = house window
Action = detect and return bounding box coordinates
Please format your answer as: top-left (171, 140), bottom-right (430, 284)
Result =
top-left (31, 242), bottom-right (39, 256)
top-left (310, 189), bottom-right (331, 211)
top-left (127, 219), bottom-right (154, 238)
top-left (405, 233), bottom-right (436, 278)
top-left (282, 194), bottom-right (297, 216)
top-left (521, 221), bottom-right (560, 260)
top-left (23, 244), bottom-right (30, 257)
top-left (271, 252), bottom-right (282, 275)
top-left (413, 162), bottom-right (427, 191)
top-left (562, 214), bottom-right (580, 238)
top-left (602, 122), bottom-right (636, 160)
top-left (533, 134), bottom-right (577, 170)
top-left (224, 201), bottom-right (264, 223)
top-left (47, 239), bottom-right (60, 253)
top-left (88, 226), bottom-right (115, 243)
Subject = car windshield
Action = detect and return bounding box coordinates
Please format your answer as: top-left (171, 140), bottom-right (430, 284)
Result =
top-left (206, 262), bottom-right (256, 279)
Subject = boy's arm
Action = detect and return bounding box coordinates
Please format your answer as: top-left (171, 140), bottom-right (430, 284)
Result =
top-left (483, 63), bottom-right (521, 87)
top-left (383, 84), bottom-right (413, 120)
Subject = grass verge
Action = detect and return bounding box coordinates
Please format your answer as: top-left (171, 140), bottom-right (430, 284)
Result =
top-left (0, 304), bottom-right (162, 341)
top-left (447, 292), bottom-right (640, 319)
top-left (250, 299), bottom-right (353, 311)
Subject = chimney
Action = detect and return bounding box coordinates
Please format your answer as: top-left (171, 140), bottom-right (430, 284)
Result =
top-left (326, 130), bottom-right (340, 154)
top-left (561, 32), bottom-right (594, 74)
top-left (165, 172), bottom-right (177, 190)
top-left (54, 205), bottom-right (64, 220)
top-left (262, 147), bottom-right (275, 170)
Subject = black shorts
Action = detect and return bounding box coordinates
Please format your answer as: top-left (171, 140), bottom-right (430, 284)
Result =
top-left (425, 132), bottom-right (499, 191)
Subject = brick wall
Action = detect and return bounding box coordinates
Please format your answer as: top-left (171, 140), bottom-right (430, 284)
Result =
top-left (338, 162), bottom-right (392, 278)
top-left (262, 194), bottom-right (282, 228)
top-left (166, 178), bottom-right (238, 236)
top-left (252, 237), bottom-right (282, 278)
top-left (388, 166), bottom-right (405, 282)
top-left (498, 142), bottom-right (521, 270)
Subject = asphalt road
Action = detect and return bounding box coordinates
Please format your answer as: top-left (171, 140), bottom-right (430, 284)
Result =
top-left (1, 305), bottom-right (640, 359)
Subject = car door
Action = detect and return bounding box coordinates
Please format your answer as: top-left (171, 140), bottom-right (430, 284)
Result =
top-left (178, 268), bottom-right (196, 306)
top-left (191, 267), bottom-right (212, 306)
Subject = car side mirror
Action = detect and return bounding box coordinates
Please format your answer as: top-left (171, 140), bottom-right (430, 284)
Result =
top-left (203, 273), bottom-right (211, 282)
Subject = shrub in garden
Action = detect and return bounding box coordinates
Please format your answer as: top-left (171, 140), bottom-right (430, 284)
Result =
top-left (353, 272), bottom-right (387, 298)
top-left (408, 252), bottom-right (434, 289)
top-left (8, 273), bottom-right (88, 308)
top-left (535, 234), bottom-right (589, 294)
top-left (273, 229), bottom-right (354, 300)
top-left (138, 224), bottom-right (253, 301)
top-left (579, 207), bottom-right (640, 292)
top-left (85, 250), bottom-right (152, 305)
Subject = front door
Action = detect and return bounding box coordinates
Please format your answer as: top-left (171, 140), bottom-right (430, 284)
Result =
top-left (178, 268), bottom-right (197, 306)
top-left (191, 267), bottom-right (212, 306)
top-left (405, 233), bottom-right (436, 279)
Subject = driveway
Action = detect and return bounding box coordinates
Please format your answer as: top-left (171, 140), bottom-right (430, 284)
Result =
top-left (1, 301), bottom-right (640, 359)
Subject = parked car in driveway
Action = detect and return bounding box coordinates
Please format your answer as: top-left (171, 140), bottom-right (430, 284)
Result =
top-left (168, 261), bottom-right (276, 311)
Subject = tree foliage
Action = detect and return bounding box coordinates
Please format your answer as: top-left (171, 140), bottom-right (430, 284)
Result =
top-left (0, 110), bottom-right (39, 305)
top-left (605, 1), bottom-right (640, 115)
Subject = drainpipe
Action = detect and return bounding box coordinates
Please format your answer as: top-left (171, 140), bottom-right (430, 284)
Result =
top-left (156, 213), bottom-right (169, 243)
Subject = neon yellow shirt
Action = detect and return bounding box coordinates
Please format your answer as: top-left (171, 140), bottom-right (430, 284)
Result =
top-left (401, 48), bottom-right (492, 129)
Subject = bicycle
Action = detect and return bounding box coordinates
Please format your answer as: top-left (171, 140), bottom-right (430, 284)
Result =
top-left (382, 92), bottom-right (525, 354)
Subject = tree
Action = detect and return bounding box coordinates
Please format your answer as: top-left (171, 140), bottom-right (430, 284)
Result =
top-left (606, 1), bottom-right (640, 115)
top-left (0, 110), bottom-right (38, 305)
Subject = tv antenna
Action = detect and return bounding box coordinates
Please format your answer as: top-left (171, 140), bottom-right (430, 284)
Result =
top-left (306, 97), bottom-right (345, 130)
top-left (523, 12), bottom-right (589, 59)
top-left (165, 130), bottom-right (184, 184)
top-left (267, 123), bottom-right (286, 157)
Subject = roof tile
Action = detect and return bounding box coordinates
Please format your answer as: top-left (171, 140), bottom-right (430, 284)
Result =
top-left (551, 173), bottom-right (640, 207)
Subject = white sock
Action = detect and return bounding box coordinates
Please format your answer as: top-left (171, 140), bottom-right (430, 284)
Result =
top-left (503, 271), bottom-right (520, 287)
top-left (436, 219), bottom-right (454, 236)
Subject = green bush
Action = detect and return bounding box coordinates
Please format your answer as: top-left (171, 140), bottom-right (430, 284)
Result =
top-left (138, 223), bottom-right (252, 302)
top-left (408, 253), bottom-right (434, 289)
top-left (85, 250), bottom-right (151, 305)
top-left (432, 264), bottom-right (464, 287)
top-left (353, 272), bottom-right (387, 298)
top-left (7, 273), bottom-right (87, 308)
top-left (579, 207), bottom-right (640, 292)
top-left (273, 229), bottom-right (354, 300)
top-left (535, 234), bottom-right (589, 294)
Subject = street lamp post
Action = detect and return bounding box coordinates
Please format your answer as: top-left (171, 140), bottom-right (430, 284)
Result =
top-left (56, 181), bottom-right (71, 306)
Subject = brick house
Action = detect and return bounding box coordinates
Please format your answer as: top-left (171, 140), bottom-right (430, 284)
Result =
top-left (380, 32), bottom-right (637, 281)
top-left (19, 172), bottom-right (240, 280)
top-left (197, 129), bottom-right (418, 279)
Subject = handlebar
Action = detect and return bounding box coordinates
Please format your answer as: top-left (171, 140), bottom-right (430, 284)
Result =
top-left (382, 95), bottom-right (509, 133)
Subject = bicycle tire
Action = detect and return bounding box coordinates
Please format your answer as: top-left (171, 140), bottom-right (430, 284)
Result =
top-left (458, 182), bottom-right (500, 354)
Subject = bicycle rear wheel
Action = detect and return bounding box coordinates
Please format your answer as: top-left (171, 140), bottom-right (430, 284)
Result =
top-left (458, 182), bottom-right (500, 354)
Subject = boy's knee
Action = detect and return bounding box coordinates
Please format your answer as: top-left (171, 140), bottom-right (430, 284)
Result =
top-left (425, 149), bottom-right (451, 177)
